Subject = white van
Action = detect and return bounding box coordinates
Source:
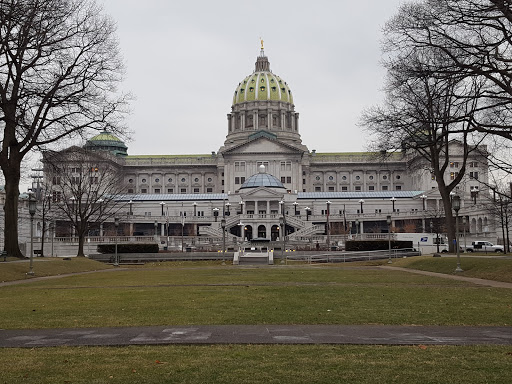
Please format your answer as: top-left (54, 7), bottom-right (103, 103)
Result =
top-left (395, 233), bottom-right (449, 254)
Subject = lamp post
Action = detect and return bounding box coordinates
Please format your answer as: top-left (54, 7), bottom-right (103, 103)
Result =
top-left (462, 216), bottom-right (467, 253)
top-left (305, 207), bottom-right (311, 221)
top-left (390, 197), bottom-right (396, 213)
top-left (326, 201), bottom-right (331, 251)
top-left (359, 199), bottom-right (365, 214)
top-left (114, 217), bottom-right (119, 266)
top-left (293, 201), bottom-right (299, 215)
top-left (27, 193), bottom-right (37, 275)
top-left (225, 202), bottom-right (231, 216)
top-left (355, 218), bottom-right (359, 237)
top-left (421, 194), bottom-right (427, 211)
top-left (387, 215), bottom-right (392, 264)
top-left (221, 218), bottom-right (226, 254)
top-left (452, 195), bottom-right (463, 272)
top-left (213, 207), bottom-right (219, 222)
top-left (69, 196), bottom-right (76, 238)
top-left (279, 200), bottom-right (284, 215)
top-left (129, 199), bottom-right (133, 215)
top-left (50, 221), bottom-right (55, 257)
top-left (160, 201), bottom-right (165, 216)
top-left (279, 216), bottom-right (285, 262)
top-left (239, 200), bottom-right (244, 215)
top-left (193, 202), bottom-right (197, 216)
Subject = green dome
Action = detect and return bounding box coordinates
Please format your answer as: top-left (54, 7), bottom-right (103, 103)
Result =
top-left (232, 52), bottom-right (293, 106)
top-left (84, 130), bottom-right (128, 157)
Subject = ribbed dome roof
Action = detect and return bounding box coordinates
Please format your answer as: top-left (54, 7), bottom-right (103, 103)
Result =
top-left (84, 130), bottom-right (128, 157)
top-left (240, 165), bottom-right (285, 190)
top-left (232, 51), bottom-right (293, 106)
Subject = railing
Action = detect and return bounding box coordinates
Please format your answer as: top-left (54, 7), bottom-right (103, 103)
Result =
top-left (286, 248), bottom-right (420, 264)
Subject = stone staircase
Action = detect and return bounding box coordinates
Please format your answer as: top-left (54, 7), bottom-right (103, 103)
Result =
top-left (233, 251), bottom-right (273, 265)
top-left (288, 224), bottom-right (325, 240)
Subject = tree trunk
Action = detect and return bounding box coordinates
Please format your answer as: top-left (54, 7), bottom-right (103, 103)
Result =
top-left (77, 228), bottom-right (86, 257)
top-left (439, 188), bottom-right (456, 253)
top-left (2, 162), bottom-right (23, 258)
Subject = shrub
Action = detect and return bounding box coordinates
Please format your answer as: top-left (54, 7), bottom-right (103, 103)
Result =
top-left (96, 243), bottom-right (159, 254)
top-left (345, 240), bottom-right (413, 251)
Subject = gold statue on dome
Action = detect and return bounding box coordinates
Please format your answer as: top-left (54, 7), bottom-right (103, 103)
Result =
top-left (260, 38), bottom-right (264, 50)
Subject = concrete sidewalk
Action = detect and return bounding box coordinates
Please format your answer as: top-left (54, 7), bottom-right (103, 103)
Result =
top-left (1, 325), bottom-right (511, 348)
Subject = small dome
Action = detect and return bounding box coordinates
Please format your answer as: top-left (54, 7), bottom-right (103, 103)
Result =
top-left (240, 171), bottom-right (285, 190)
top-left (84, 130), bottom-right (128, 157)
top-left (232, 51), bottom-right (293, 106)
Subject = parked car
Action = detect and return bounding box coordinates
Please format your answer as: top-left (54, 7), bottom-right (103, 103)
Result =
top-left (462, 241), bottom-right (504, 253)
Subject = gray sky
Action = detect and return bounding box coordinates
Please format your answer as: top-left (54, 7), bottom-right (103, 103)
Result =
top-left (100, 0), bottom-right (405, 155)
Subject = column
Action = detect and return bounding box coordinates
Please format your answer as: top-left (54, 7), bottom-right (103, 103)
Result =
top-left (281, 111), bottom-right (285, 130)
top-left (129, 223), bottom-right (133, 236)
top-left (268, 111), bottom-right (272, 130)
top-left (241, 112), bottom-right (245, 130)
top-left (254, 111), bottom-right (258, 130)
top-left (100, 223), bottom-right (103, 237)
top-left (255, 200), bottom-right (259, 215)
top-left (227, 114), bottom-right (232, 132)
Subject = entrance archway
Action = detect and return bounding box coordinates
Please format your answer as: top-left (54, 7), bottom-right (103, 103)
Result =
top-left (257, 225), bottom-right (266, 238)
top-left (271, 225), bottom-right (280, 241)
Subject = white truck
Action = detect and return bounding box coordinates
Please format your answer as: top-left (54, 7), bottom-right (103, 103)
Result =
top-left (395, 233), bottom-right (449, 254)
top-left (462, 241), bottom-right (504, 253)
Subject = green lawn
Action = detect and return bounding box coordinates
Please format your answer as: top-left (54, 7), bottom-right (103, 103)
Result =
top-left (1, 261), bottom-right (510, 329)
top-left (0, 345), bottom-right (510, 384)
top-left (1, 259), bottom-right (511, 383)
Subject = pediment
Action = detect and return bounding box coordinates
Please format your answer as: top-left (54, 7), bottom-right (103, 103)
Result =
top-left (223, 136), bottom-right (305, 155)
top-left (239, 186), bottom-right (285, 198)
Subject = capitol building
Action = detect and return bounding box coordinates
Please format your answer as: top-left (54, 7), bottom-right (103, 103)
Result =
top-left (37, 47), bottom-right (493, 251)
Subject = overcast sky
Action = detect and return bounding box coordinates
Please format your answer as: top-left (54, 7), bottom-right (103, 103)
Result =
top-left (100, 0), bottom-right (405, 156)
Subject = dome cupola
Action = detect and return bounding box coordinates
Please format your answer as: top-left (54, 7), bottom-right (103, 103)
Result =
top-left (239, 164), bottom-right (285, 190)
top-left (84, 130), bottom-right (128, 157)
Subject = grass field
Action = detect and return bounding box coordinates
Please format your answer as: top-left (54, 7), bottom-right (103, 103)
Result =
top-left (1, 257), bottom-right (511, 383)
top-left (0, 345), bottom-right (511, 384)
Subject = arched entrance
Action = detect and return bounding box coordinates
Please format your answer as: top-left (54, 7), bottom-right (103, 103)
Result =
top-left (271, 225), bottom-right (280, 241)
top-left (244, 225), bottom-right (253, 241)
top-left (257, 225), bottom-right (267, 239)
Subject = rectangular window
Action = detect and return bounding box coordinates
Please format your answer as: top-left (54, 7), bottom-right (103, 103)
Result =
top-left (341, 186), bottom-right (348, 191)
top-left (234, 161), bottom-right (246, 172)
top-left (395, 185), bottom-right (402, 191)
top-left (369, 186), bottom-right (375, 191)
top-left (281, 177), bottom-right (286, 183)
top-left (127, 189), bottom-right (134, 194)
top-left (302, 171), bottom-right (306, 176)
top-left (280, 161), bottom-right (292, 171)
top-left (180, 188), bottom-right (187, 194)
top-left (154, 188), bottom-right (160, 194)
top-left (52, 176), bottom-right (61, 185)
top-left (235, 177), bottom-right (240, 184)
top-left (206, 187), bottom-right (213, 193)
top-left (302, 179), bottom-right (306, 185)
top-left (221, 179), bottom-right (224, 185)
top-left (241, 177), bottom-right (245, 183)
top-left (315, 186), bottom-right (321, 192)
top-left (167, 188), bottom-right (173, 193)
top-left (470, 172), bottom-right (479, 179)
top-left (257, 161), bottom-right (269, 169)
top-left (355, 186), bottom-right (361, 191)
top-left (52, 191), bottom-right (62, 202)
top-left (450, 172), bottom-right (455, 180)
top-left (328, 186), bottom-right (335, 192)
top-left (286, 176), bottom-right (291, 183)
top-left (141, 188), bottom-right (147, 194)
top-left (382, 185), bottom-right (388, 191)
top-left (193, 188), bottom-right (199, 193)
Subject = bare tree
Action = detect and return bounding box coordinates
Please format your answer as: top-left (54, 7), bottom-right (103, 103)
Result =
top-left (361, 49), bottom-right (486, 251)
top-left (0, 0), bottom-right (129, 257)
top-left (385, 0), bottom-right (512, 141)
top-left (43, 147), bottom-right (126, 257)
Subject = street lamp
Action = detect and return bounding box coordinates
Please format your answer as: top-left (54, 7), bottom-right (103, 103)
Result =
top-left (305, 207), bottom-right (311, 221)
top-left (160, 201), bottom-right (166, 216)
top-left (192, 201), bottom-right (197, 216)
top-left (359, 199), bottom-right (365, 214)
top-left (390, 197), bottom-right (396, 213)
top-left (213, 207), bottom-right (219, 222)
top-left (279, 200), bottom-right (284, 215)
top-left (279, 216), bottom-right (285, 262)
top-left (225, 202), bottom-right (231, 216)
top-left (355, 218), bottom-right (359, 237)
top-left (27, 193), bottom-right (37, 275)
top-left (239, 200), bottom-right (244, 215)
top-left (128, 199), bottom-right (133, 215)
top-left (69, 196), bottom-right (76, 238)
top-left (221, 218), bottom-right (226, 254)
top-left (387, 215), bottom-right (392, 264)
top-left (326, 201), bottom-right (331, 251)
top-left (293, 201), bottom-right (299, 215)
top-left (452, 194), bottom-right (463, 272)
top-left (420, 194), bottom-right (427, 211)
top-left (462, 216), bottom-right (467, 253)
top-left (114, 217), bottom-right (120, 266)
top-left (50, 221), bottom-right (55, 257)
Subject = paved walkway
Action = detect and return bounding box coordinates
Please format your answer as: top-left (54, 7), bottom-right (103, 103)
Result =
top-left (1, 325), bottom-right (511, 347)
top-left (379, 266), bottom-right (512, 289)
